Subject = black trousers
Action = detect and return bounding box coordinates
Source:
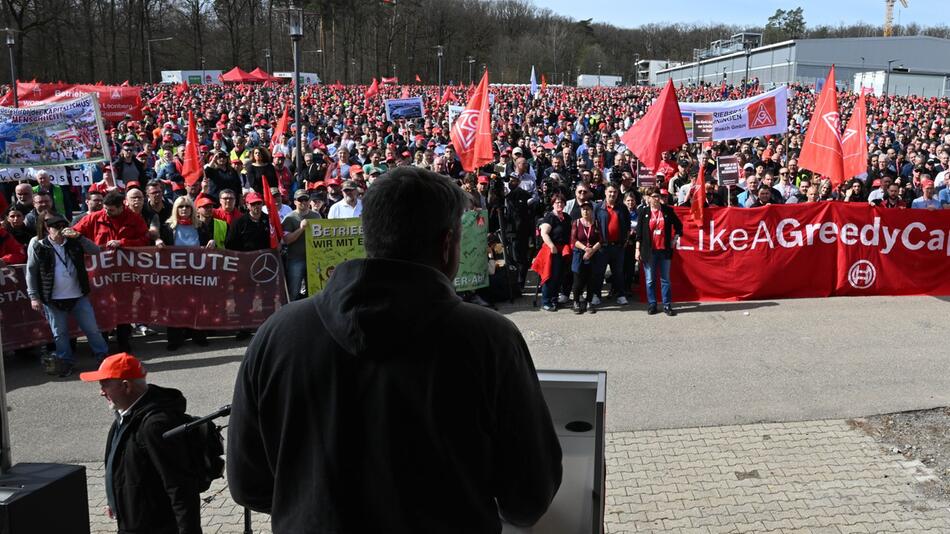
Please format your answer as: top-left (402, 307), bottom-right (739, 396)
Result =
top-left (572, 262), bottom-right (596, 303)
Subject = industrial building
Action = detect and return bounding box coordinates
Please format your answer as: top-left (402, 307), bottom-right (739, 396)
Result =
top-left (654, 35), bottom-right (950, 97)
top-left (635, 59), bottom-right (682, 86)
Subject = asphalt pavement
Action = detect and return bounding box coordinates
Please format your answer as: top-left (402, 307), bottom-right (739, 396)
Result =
top-left (5, 294), bottom-right (949, 464)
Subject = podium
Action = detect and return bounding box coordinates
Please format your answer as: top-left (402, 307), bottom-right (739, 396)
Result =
top-left (504, 370), bottom-right (607, 534)
top-left (0, 463), bottom-right (89, 534)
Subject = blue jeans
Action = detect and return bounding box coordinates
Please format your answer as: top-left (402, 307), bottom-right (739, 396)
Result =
top-left (540, 251), bottom-right (566, 307)
top-left (284, 257), bottom-right (307, 300)
top-left (42, 296), bottom-right (109, 363)
top-left (643, 254), bottom-right (672, 307)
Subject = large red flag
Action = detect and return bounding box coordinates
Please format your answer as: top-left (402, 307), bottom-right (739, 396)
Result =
top-left (620, 79), bottom-right (687, 171)
top-left (798, 66), bottom-right (844, 186)
top-left (261, 174), bottom-right (283, 249)
top-left (450, 71), bottom-right (493, 172)
top-left (689, 162), bottom-right (705, 228)
top-left (364, 78), bottom-right (379, 106)
top-left (415, 74), bottom-right (422, 83)
top-left (842, 92), bottom-right (868, 180)
top-left (174, 81), bottom-right (188, 98)
top-left (181, 111), bottom-right (203, 186)
top-left (270, 106), bottom-right (290, 152)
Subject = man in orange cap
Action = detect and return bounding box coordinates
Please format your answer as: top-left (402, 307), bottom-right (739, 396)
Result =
top-left (80, 353), bottom-right (202, 533)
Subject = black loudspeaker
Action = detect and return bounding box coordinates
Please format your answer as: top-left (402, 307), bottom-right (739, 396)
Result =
top-left (0, 463), bottom-right (89, 534)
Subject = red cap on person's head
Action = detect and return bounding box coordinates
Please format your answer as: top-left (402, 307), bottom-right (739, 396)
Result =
top-left (79, 353), bottom-right (146, 382)
top-left (922, 178), bottom-right (935, 188)
top-left (244, 192), bottom-right (262, 204)
top-left (326, 177), bottom-right (342, 187)
top-left (477, 175), bottom-right (490, 184)
top-left (196, 197), bottom-right (215, 208)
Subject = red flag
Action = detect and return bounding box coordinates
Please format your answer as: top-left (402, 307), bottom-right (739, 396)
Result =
top-left (174, 81), bottom-right (188, 98)
top-left (450, 71), bottom-right (493, 172)
top-left (261, 174), bottom-right (283, 249)
top-left (270, 106), bottom-right (290, 152)
top-left (364, 78), bottom-right (379, 105)
top-left (440, 86), bottom-right (458, 105)
top-left (842, 92), bottom-right (868, 180)
top-left (181, 111), bottom-right (203, 186)
top-left (620, 79), bottom-right (687, 171)
top-left (530, 248), bottom-right (552, 286)
top-left (798, 66), bottom-right (844, 186)
top-left (541, 74), bottom-right (547, 91)
top-left (381, 76), bottom-right (398, 85)
top-left (147, 91), bottom-right (166, 106)
top-left (415, 74), bottom-right (422, 83)
top-left (689, 162), bottom-right (706, 228)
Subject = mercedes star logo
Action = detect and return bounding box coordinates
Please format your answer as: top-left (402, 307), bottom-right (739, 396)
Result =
top-left (250, 253), bottom-right (279, 284)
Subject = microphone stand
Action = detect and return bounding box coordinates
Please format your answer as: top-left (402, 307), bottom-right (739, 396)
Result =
top-left (164, 405), bottom-right (252, 534)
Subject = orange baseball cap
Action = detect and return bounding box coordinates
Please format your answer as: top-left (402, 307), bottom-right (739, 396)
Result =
top-left (79, 353), bottom-right (147, 382)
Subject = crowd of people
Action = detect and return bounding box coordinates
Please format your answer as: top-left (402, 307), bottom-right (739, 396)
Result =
top-left (2, 80), bottom-right (950, 372)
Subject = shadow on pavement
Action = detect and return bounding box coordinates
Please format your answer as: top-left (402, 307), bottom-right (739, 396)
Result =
top-left (672, 301), bottom-right (781, 313)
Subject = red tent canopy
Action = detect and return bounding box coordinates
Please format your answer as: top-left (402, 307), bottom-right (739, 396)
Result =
top-left (249, 68), bottom-right (279, 82)
top-left (220, 67), bottom-right (260, 83)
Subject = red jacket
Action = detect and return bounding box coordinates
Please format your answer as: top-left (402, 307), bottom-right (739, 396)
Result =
top-left (0, 227), bottom-right (26, 264)
top-left (73, 207), bottom-right (150, 247)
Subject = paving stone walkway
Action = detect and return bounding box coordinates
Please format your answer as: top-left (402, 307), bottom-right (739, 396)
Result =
top-left (83, 419), bottom-right (950, 533)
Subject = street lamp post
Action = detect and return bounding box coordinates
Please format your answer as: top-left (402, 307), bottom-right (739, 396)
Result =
top-left (744, 48), bottom-right (752, 94)
top-left (264, 48), bottom-right (272, 74)
top-left (885, 58), bottom-right (900, 98)
top-left (200, 56), bottom-right (206, 84)
top-left (303, 49), bottom-right (323, 78)
top-left (147, 37), bottom-right (173, 84)
top-left (4, 29), bottom-right (16, 108)
top-left (287, 3), bottom-right (304, 187)
top-left (597, 62), bottom-right (602, 86)
top-left (466, 56), bottom-right (475, 85)
top-left (436, 45), bottom-right (444, 98)
top-left (633, 54), bottom-right (639, 86)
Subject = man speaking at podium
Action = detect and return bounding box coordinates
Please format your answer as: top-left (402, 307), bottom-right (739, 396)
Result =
top-left (228, 167), bottom-right (562, 533)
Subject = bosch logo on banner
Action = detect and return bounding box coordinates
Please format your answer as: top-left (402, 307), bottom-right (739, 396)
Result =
top-left (748, 97), bottom-right (777, 129)
top-left (847, 260), bottom-right (876, 289)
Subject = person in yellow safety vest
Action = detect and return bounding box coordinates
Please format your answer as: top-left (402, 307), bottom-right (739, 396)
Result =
top-left (195, 196), bottom-right (228, 248)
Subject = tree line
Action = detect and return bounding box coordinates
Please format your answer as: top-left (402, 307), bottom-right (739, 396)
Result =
top-left (3, 0), bottom-right (950, 85)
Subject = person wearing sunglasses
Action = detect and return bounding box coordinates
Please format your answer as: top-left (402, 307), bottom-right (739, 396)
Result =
top-left (26, 213), bottom-right (109, 377)
top-left (634, 187), bottom-right (683, 316)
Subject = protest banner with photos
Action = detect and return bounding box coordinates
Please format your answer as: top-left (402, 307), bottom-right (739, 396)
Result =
top-left (0, 94), bottom-right (110, 168)
top-left (0, 248), bottom-right (286, 352)
top-left (644, 204), bottom-right (950, 303)
top-left (384, 97), bottom-right (425, 121)
top-left (678, 86), bottom-right (788, 143)
top-left (447, 104), bottom-right (464, 126)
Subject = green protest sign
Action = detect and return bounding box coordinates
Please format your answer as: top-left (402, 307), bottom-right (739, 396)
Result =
top-left (304, 218), bottom-right (365, 295)
top-left (304, 211), bottom-right (488, 294)
top-left (453, 209), bottom-right (489, 292)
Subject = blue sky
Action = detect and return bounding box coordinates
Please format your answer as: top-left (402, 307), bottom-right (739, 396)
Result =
top-left (532, 0), bottom-right (947, 29)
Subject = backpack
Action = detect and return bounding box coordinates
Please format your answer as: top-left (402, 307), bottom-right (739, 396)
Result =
top-left (183, 415), bottom-right (226, 492)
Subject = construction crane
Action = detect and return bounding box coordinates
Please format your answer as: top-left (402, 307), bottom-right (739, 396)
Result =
top-left (884, 0), bottom-right (909, 37)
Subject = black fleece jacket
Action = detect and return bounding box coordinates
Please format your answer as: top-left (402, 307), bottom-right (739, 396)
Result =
top-left (228, 258), bottom-right (562, 533)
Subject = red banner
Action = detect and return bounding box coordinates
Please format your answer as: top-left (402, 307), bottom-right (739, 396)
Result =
top-left (0, 247), bottom-right (286, 352)
top-left (659, 203), bottom-right (950, 302)
top-left (0, 82), bottom-right (143, 122)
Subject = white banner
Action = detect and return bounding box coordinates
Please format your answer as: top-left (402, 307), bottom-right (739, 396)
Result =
top-left (0, 165), bottom-right (93, 185)
top-left (679, 86), bottom-right (788, 143)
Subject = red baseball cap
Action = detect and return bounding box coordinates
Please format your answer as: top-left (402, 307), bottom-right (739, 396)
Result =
top-left (245, 192), bottom-right (264, 204)
top-left (196, 197), bottom-right (215, 208)
top-left (79, 353), bottom-right (146, 382)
